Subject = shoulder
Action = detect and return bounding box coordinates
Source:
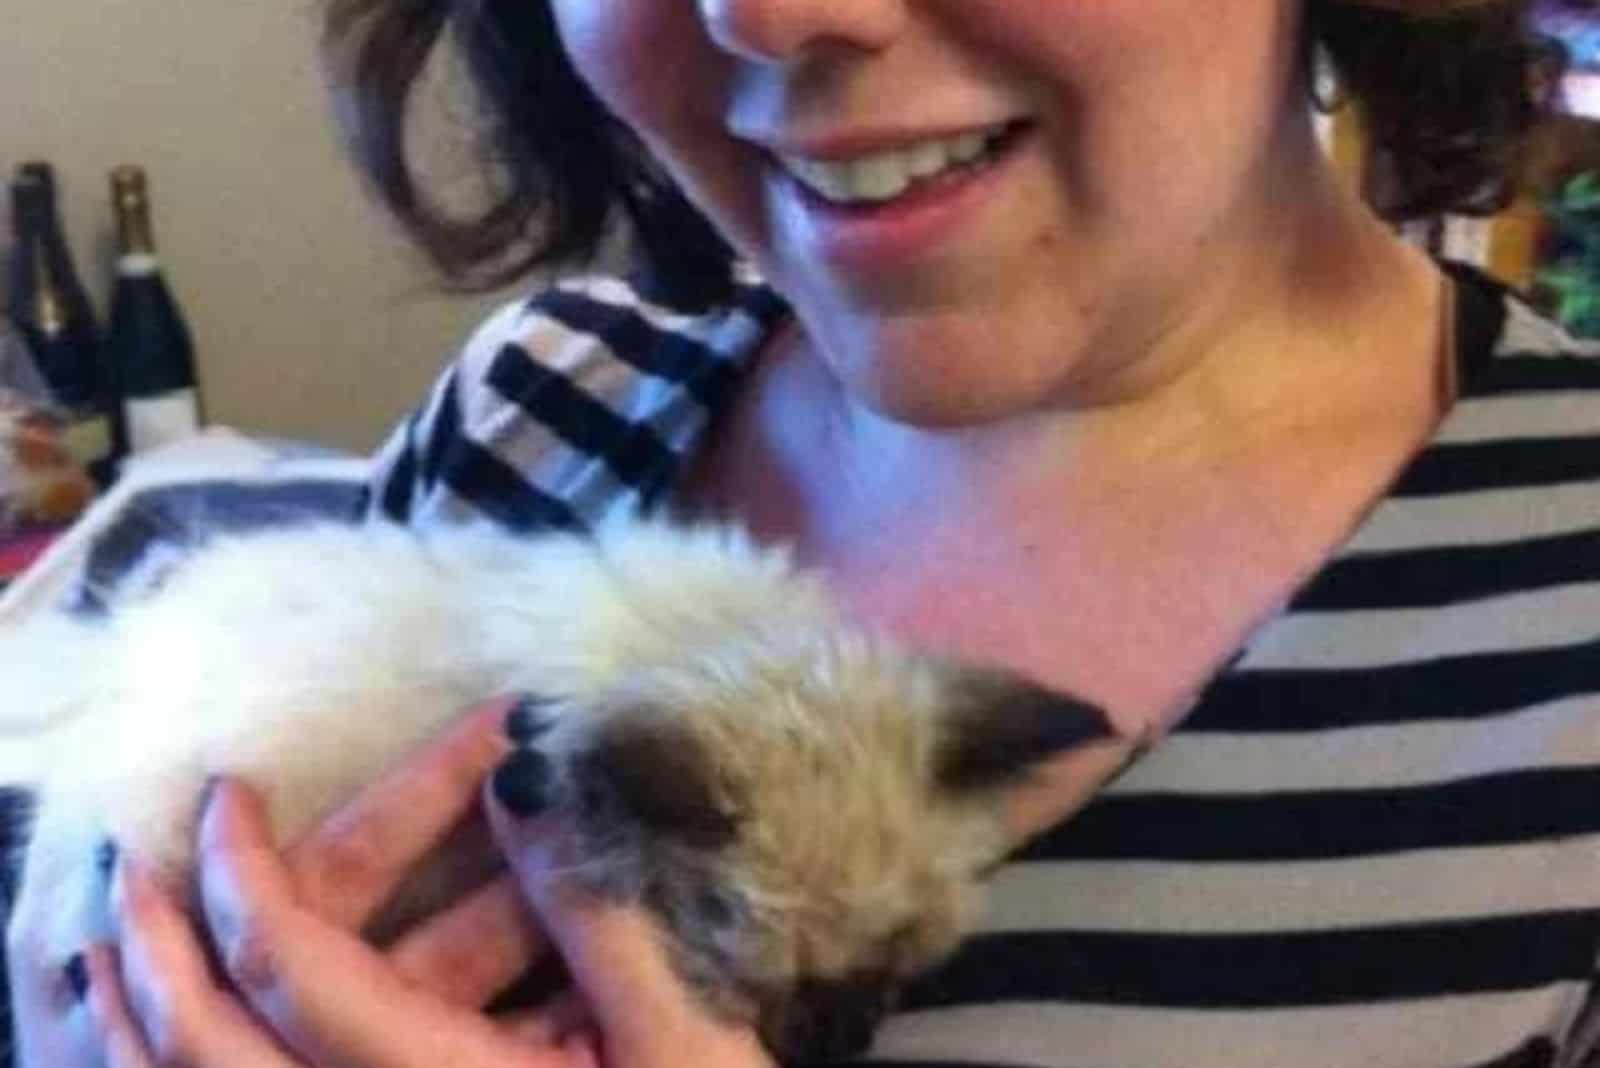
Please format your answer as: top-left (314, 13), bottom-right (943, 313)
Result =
top-left (364, 267), bottom-right (788, 532)
top-left (454, 269), bottom-right (786, 407)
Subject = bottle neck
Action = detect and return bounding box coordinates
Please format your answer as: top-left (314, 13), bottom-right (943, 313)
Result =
top-left (21, 223), bottom-right (70, 338)
top-left (114, 190), bottom-right (157, 260)
top-left (15, 190), bottom-right (71, 260)
top-left (11, 179), bottom-right (89, 324)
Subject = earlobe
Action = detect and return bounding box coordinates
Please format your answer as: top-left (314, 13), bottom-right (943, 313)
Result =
top-left (934, 668), bottom-right (1115, 793)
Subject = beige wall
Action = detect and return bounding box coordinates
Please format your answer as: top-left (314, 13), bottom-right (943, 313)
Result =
top-left (0, 1), bottom-right (508, 453)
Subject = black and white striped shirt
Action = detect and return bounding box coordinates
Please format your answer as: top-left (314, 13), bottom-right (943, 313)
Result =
top-left (366, 261), bottom-right (1600, 1068)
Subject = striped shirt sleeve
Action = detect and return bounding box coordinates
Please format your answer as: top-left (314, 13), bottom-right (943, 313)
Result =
top-left (362, 272), bottom-right (784, 534)
top-left (363, 298), bottom-right (585, 532)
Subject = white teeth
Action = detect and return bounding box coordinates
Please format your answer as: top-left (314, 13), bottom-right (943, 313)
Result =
top-left (905, 142), bottom-right (948, 179)
top-left (779, 126), bottom-right (1012, 206)
top-left (950, 132), bottom-right (988, 164)
top-left (854, 156), bottom-right (913, 201)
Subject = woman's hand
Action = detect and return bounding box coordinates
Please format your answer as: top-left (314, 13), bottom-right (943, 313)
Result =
top-left (484, 771), bottom-right (775, 1068)
top-left (83, 770), bottom-right (584, 1067)
top-left (4, 701), bottom-right (530, 1067)
top-left (21, 697), bottom-right (772, 1068)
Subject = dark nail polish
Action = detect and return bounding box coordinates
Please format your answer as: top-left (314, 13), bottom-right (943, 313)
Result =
top-left (492, 749), bottom-right (553, 817)
top-left (95, 840), bottom-right (118, 882)
top-left (63, 953), bottom-right (88, 1002)
top-left (505, 696), bottom-right (554, 746)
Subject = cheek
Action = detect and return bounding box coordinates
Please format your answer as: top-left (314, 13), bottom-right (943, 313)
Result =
top-left (954, 0), bottom-right (1293, 133)
top-left (547, 0), bottom-right (773, 259)
top-left (959, 0), bottom-right (1279, 64)
top-left (998, 1), bottom-right (1297, 211)
top-left (547, 1), bottom-right (722, 135)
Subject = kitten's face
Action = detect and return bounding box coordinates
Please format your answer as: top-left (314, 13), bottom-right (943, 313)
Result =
top-left (511, 641), bottom-right (1112, 1061)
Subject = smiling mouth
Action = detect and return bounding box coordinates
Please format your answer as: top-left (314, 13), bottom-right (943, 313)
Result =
top-left (773, 121), bottom-right (1034, 207)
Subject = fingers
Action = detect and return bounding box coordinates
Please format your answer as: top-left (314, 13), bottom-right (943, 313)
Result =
top-left (499, 991), bottom-right (595, 1049)
top-left (81, 946), bottom-right (158, 1068)
top-left (196, 777), bottom-right (553, 1068)
top-left (484, 783), bottom-right (774, 1068)
top-left (385, 873), bottom-right (547, 1007)
top-left (102, 857), bottom-right (299, 1068)
top-left (287, 699), bottom-right (515, 931)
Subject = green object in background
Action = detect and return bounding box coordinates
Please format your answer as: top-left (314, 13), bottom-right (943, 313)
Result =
top-left (1537, 171), bottom-right (1600, 338)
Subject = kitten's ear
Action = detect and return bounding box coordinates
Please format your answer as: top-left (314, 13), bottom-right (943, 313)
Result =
top-left (578, 718), bottom-right (741, 850)
top-left (935, 668), bottom-right (1115, 793)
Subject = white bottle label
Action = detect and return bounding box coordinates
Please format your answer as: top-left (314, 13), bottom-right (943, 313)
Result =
top-left (127, 389), bottom-right (201, 454)
top-left (118, 253), bottom-right (160, 277)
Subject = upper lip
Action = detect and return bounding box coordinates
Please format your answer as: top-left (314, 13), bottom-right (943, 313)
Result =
top-left (742, 120), bottom-right (1023, 162)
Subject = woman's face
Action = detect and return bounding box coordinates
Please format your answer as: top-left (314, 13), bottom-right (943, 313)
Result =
top-left (550, 0), bottom-right (1311, 423)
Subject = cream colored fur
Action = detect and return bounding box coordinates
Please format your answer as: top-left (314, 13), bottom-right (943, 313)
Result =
top-left (0, 517), bottom-right (1101, 1059)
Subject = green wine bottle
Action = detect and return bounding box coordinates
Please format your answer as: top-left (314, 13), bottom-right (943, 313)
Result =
top-left (7, 163), bottom-right (115, 481)
top-left (105, 165), bottom-right (201, 457)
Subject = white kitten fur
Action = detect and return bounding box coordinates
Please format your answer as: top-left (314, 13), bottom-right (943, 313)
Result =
top-left (4, 519), bottom-right (844, 968)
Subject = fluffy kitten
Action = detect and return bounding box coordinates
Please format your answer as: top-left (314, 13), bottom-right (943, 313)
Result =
top-left (0, 518), bottom-right (1110, 1060)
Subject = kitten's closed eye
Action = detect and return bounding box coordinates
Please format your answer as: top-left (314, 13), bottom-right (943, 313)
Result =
top-left (572, 717), bottom-right (743, 851)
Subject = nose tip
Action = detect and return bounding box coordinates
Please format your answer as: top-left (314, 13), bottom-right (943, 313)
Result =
top-left (771, 974), bottom-right (894, 1061)
top-left (696, 0), bottom-right (904, 63)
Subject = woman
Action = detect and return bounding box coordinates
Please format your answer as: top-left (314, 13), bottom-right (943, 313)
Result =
top-left (12, 0), bottom-right (1597, 1064)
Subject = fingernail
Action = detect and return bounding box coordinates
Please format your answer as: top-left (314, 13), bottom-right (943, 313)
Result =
top-left (492, 749), bottom-right (553, 817)
top-left (505, 695), bottom-right (554, 746)
top-left (63, 953), bottom-right (88, 1003)
top-left (95, 839), bottom-right (118, 883)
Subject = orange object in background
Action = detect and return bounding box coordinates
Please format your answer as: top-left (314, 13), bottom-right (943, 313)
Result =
top-left (1, 404), bottom-right (97, 535)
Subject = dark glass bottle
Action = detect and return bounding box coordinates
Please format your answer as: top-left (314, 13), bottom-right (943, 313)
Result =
top-left (7, 163), bottom-right (115, 481)
top-left (104, 166), bottom-right (201, 456)
top-left (0, 311), bottom-right (53, 404)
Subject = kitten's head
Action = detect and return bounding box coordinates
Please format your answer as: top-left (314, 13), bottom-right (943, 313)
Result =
top-left (516, 633), bottom-right (1115, 1062)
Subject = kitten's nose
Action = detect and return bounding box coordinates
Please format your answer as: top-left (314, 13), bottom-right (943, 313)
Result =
top-left (773, 972), bottom-right (894, 1061)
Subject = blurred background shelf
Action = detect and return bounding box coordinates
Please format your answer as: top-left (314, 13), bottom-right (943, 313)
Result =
top-left (1538, 1), bottom-right (1600, 120)
top-left (1562, 70), bottom-right (1600, 121)
top-left (1314, 6), bottom-right (1600, 335)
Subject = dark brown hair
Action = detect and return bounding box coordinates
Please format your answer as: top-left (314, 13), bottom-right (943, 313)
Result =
top-left (322, 0), bottom-right (1563, 309)
top-left (1311, 0), bottom-right (1565, 218)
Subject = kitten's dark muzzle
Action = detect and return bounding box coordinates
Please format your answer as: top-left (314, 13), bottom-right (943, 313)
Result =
top-left (768, 972), bottom-right (896, 1062)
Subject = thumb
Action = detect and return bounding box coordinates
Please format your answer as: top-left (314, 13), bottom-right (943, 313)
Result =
top-left (483, 757), bottom-right (771, 1068)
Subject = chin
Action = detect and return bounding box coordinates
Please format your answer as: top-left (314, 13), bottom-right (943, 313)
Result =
top-left (811, 293), bottom-right (1094, 429)
top-left (852, 359), bottom-right (1068, 429)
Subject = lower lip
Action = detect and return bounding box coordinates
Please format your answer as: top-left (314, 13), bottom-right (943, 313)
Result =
top-left (773, 125), bottom-right (1034, 273)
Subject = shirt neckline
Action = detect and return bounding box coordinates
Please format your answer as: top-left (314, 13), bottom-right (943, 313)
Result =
top-left (1172, 260), bottom-right (1513, 733)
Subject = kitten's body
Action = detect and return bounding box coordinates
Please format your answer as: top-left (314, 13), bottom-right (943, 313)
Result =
top-left (0, 518), bottom-right (1108, 1059)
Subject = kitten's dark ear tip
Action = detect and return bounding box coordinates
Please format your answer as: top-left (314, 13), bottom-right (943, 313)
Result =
top-left (936, 668), bottom-right (1115, 793)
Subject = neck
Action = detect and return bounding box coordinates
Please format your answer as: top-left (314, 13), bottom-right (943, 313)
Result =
top-left (818, 141), bottom-right (1446, 519)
